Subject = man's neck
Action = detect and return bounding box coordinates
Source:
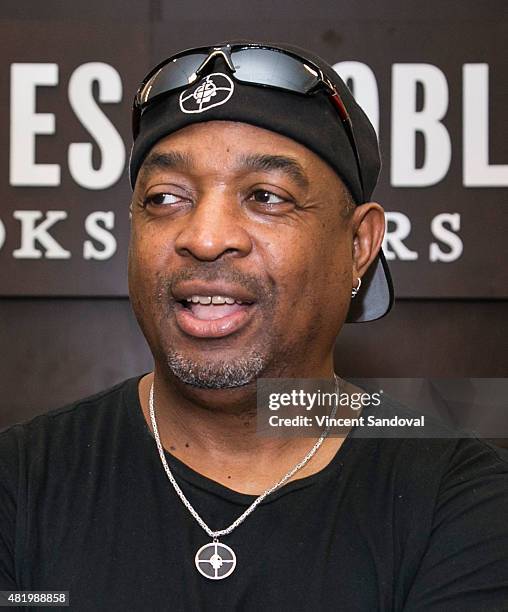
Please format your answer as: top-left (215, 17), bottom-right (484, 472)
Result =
top-left (138, 370), bottom-right (346, 495)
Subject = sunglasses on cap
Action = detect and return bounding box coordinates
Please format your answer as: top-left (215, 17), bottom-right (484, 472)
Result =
top-left (132, 43), bottom-right (365, 200)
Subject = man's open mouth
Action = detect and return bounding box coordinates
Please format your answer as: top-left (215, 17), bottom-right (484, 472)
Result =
top-left (178, 295), bottom-right (254, 321)
top-left (173, 286), bottom-right (257, 339)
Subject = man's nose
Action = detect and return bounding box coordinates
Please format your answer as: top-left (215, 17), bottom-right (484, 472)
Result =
top-left (174, 193), bottom-right (253, 262)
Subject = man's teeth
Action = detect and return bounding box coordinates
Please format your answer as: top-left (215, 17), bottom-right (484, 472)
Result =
top-left (186, 295), bottom-right (244, 305)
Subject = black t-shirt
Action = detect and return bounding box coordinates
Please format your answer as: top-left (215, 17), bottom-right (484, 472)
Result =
top-left (1, 376), bottom-right (508, 611)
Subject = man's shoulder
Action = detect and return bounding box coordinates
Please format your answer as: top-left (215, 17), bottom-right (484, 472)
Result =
top-left (348, 402), bottom-right (508, 511)
top-left (372, 430), bottom-right (508, 486)
top-left (1, 375), bottom-right (140, 434)
top-left (0, 375), bottom-right (143, 472)
top-left (436, 436), bottom-right (508, 494)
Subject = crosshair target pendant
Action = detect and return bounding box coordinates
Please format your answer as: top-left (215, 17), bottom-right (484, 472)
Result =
top-left (195, 542), bottom-right (237, 580)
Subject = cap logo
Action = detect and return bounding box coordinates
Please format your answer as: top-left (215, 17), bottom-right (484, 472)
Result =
top-left (179, 73), bottom-right (234, 114)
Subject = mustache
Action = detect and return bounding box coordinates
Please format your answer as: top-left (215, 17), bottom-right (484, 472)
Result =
top-left (156, 263), bottom-right (276, 304)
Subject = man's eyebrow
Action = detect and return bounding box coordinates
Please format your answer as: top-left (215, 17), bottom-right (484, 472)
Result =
top-left (239, 154), bottom-right (309, 189)
top-left (139, 151), bottom-right (194, 177)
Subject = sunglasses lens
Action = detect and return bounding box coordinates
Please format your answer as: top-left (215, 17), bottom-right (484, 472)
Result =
top-left (138, 53), bottom-right (209, 106)
top-left (232, 48), bottom-right (319, 93)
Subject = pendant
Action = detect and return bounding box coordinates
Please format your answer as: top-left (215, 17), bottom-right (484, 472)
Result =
top-left (195, 541), bottom-right (237, 580)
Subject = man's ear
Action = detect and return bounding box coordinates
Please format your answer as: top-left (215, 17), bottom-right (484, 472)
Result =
top-left (351, 202), bottom-right (386, 280)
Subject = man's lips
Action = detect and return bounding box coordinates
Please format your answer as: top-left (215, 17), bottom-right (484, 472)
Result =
top-left (170, 280), bottom-right (258, 339)
top-left (174, 301), bottom-right (255, 338)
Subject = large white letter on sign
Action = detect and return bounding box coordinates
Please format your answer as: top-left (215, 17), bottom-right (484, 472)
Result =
top-left (13, 211), bottom-right (71, 259)
top-left (391, 64), bottom-right (451, 187)
top-left (429, 213), bottom-right (463, 262)
top-left (68, 63), bottom-right (125, 190)
top-left (83, 211), bottom-right (117, 260)
top-left (0, 219), bottom-right (5, 252)
top-left (10, 63), bottom-right (60, 186)
top-left (383, 212), bottom-right (418, 261)
top-left (463, 64), bottom-right (508, 187)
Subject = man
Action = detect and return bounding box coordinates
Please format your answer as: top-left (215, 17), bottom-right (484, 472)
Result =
top-left (1, 42), bottom-right (507, 610)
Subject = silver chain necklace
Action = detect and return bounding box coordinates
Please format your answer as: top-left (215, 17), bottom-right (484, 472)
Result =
top-left (148, 376), bottom-right (339, 580)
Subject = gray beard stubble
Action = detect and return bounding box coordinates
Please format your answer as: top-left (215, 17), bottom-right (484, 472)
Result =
top-left (165, 348), bottom-right (267, 389)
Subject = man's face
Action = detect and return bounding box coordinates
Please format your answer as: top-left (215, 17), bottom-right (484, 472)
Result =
top-left (129, 121), bottom-right (364, 389)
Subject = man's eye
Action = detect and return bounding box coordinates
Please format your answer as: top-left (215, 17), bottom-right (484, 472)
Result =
top-left (249, 190), bottom-right (287, 205)
top-left (144, 193), bottom-right (182, 206)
